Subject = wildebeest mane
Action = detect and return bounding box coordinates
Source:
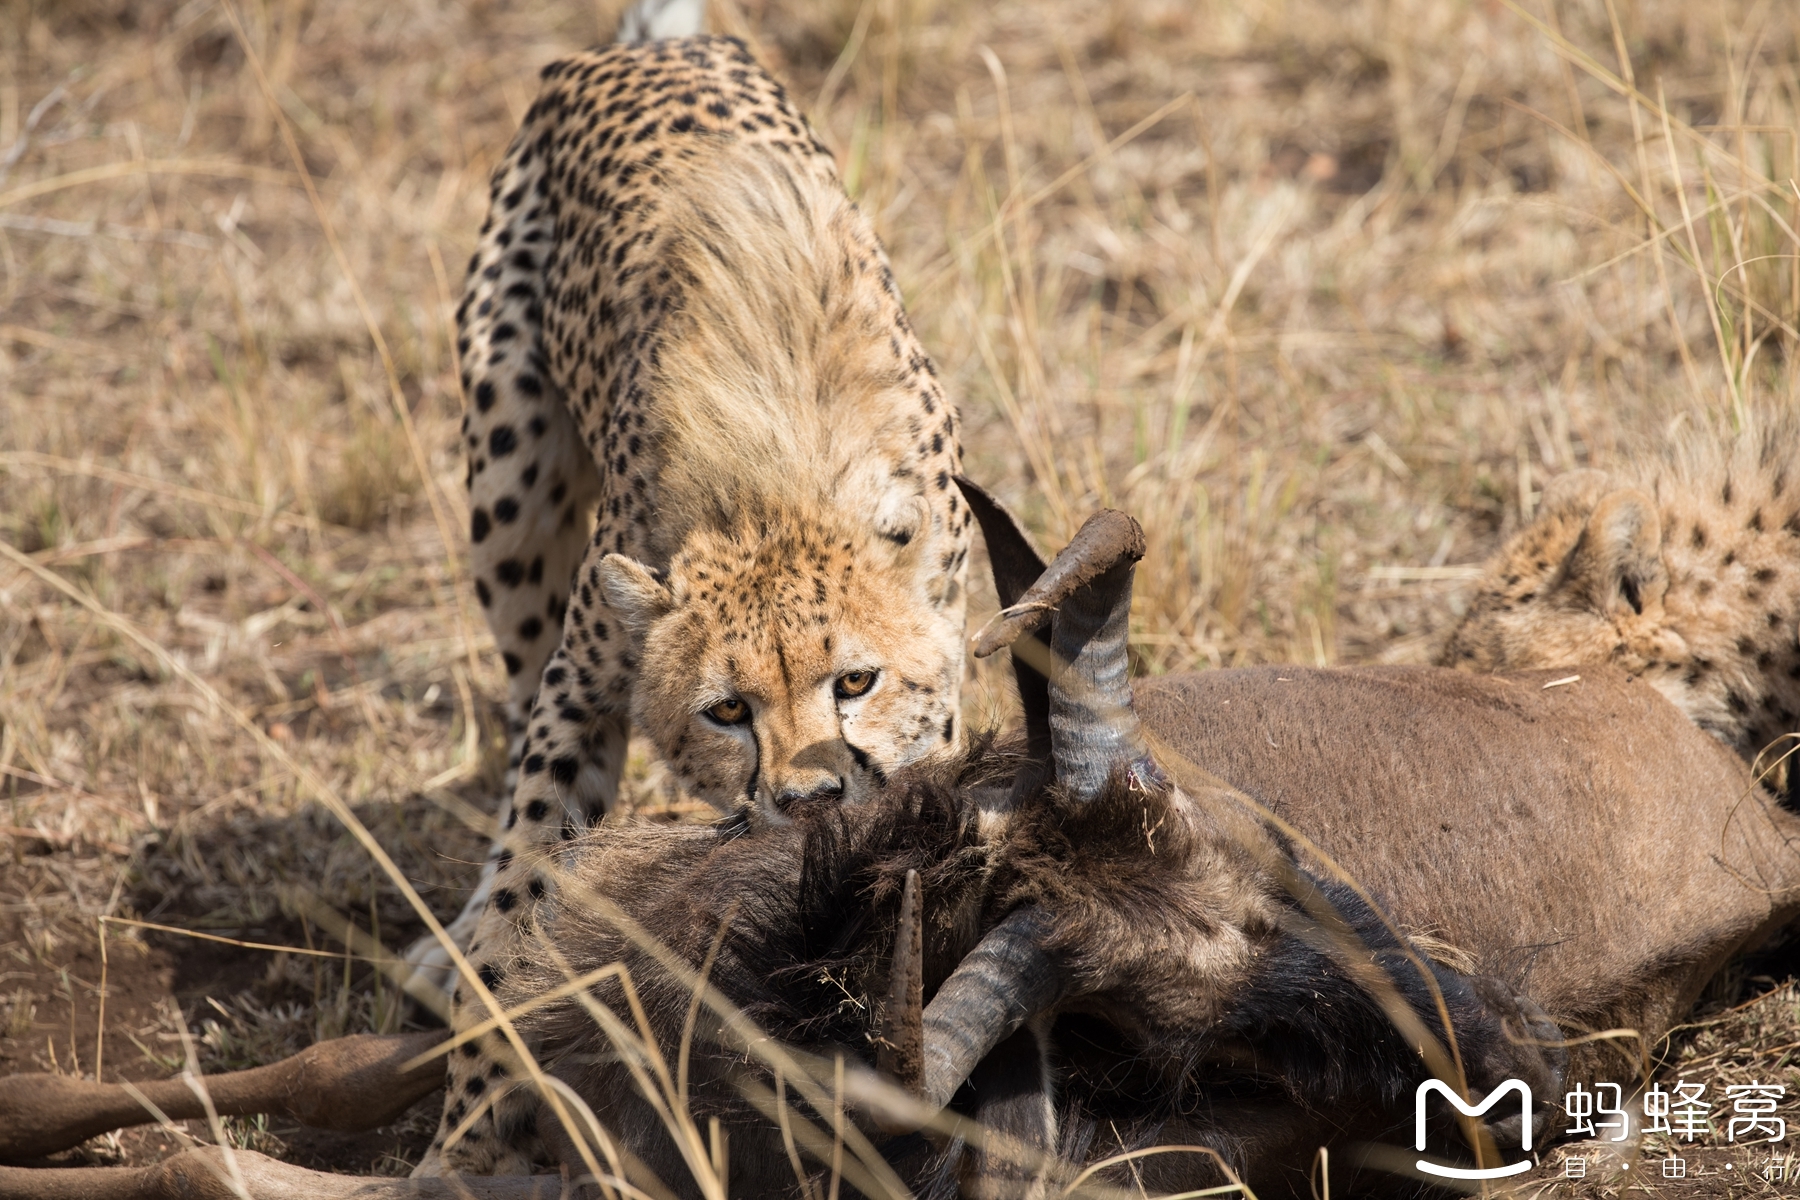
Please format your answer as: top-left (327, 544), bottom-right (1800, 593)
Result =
top-left (510, 731), bottom-right (1528, 1196)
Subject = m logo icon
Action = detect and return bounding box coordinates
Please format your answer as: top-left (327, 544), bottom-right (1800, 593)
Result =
top-left (1414, 1079), bottom-right (1535, 1179)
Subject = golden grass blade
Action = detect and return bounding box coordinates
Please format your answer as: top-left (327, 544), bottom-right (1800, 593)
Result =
top-left (0, 158), bottom-right (298, 209)
top-left (737, 1076), bottom-right (911, 1200)
top-left (814, 0), bottom-right (876, 124)
top-left (908, 93), bottom-right (1194, 303)
top-left (540, 862), bottom-right (918, 1200)
top-left (101, 914), bottom-right (406, 964)
top-left (0, 540), bottom-right (598, 1182)
top-left (217, 0), bottom-right (481, 685)
top-left (1656, 78), bottom-right (1738, 407)
top-left (178, 1021), bottom-right (253, 1200)
top-left (0, 450), bottom-right (319, 531)
top-left (774, 1071), bottom-right (823, 1200)
top-left (677, 903), bottom-right (736, 1115)
top-left (1497, 0), bottom-right (1783, 182)
top-left (402, 963), bottom-right (628, 1069)
top-left (1060, 1145), bottom-right (1254, 1200)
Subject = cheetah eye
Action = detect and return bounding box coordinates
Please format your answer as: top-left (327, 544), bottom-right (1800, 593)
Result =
top-left (705, 697), bottom-right (752, 726)
top-left (835, 670), bottom-right (878, 699)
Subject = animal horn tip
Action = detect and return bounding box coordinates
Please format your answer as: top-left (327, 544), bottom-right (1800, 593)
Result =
top-left (1088, 508), bottom-right (1147, 561)
top-left (877, 868), bottom-right (925, 1099)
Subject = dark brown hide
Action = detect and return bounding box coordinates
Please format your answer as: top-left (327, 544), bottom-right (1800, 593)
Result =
top-left (502, 665), bottom-right (1794, 1198)
top-left (21, 666), bottom-right (1777, 1198)
top-left (1137, 663), bottom-right (1800, 1074)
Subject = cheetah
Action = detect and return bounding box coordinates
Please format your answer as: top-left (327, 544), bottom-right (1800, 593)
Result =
top-left (1439, 407), bottom-right (1799, 800)
top-left (409, 24), bottom-right (971, 1176)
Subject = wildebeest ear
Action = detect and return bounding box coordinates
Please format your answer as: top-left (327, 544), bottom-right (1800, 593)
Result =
top-left (955, 477), bottom-right (1052, 766)
top-left (953, 477), bottom-right (1048, 607)
top-left (1564, 488), bottom-right (1667, 617)
top-left (597, 554), bottom-right (676, 639)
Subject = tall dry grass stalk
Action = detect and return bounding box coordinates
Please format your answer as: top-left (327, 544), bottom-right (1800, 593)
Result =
top-left (1, 0), bottom-right (1798, 1182)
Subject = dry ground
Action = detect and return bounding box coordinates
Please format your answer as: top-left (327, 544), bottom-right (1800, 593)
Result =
top-left (1, 0), bottom-right (1798, 1190)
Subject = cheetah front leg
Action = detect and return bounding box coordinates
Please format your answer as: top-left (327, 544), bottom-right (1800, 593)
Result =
top-left (400, 416), bottom-right (601, 1006)
top-left (401, 125), bottom-right (603, 1008)
top-left (416, 530), bottom-right (640, 1177)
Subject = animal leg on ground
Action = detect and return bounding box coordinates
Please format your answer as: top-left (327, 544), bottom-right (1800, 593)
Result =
top-left (0, 1147), bottom-right (558, 1200)
top-left (0, 1031), bottom-right (447, 1163)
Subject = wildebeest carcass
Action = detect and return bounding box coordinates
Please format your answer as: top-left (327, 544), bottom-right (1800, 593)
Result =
top-left (4, 484), bottom-right (1798, 1200)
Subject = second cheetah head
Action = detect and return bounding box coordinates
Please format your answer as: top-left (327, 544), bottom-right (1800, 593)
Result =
top-left (1439, 460), bottom-right (1800, 768)
top-left (599, 500), bottom-right (967, 822)
top-left (1438, 470), bottom-right (1687, 677)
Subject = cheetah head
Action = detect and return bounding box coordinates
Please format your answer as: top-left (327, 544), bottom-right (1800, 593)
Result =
top-left (599, 499), bottom-right (965, 822)
top-left (1439, 469), bottom-right (1691, 683)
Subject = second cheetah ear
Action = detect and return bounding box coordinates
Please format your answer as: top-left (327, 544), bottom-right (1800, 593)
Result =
top-left (597, 554), bottom-right (676, 640)
top-left (1563, 488), bottom-right (1667, 618)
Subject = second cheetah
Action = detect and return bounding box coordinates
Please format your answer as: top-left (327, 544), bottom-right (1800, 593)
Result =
top-left (1440, 407), bottom-right (1799, 796)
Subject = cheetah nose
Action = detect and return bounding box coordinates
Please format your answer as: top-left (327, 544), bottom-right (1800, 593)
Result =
top-left (776, 778), bottom-right (846, 812)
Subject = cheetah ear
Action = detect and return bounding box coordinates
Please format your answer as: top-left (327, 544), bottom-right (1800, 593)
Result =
top-left (597, 554), bottom-right (676, 640)
top-left (1540, 468), bottom-right (1613, 517)
top-left (873, 494), bottom-right (934, 574)
top-left (1562, 488), bottom-right (1668, 618)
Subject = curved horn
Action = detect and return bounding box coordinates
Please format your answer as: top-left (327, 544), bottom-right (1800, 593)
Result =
top-left (974, 509), bottom-right (1152, 801)
top-left (970, 510), bottom-right (1140, 659)
top-left (917, 906), bottom-right (1066, 1113)
top-left (877, 869), bottom-right (925, 1095)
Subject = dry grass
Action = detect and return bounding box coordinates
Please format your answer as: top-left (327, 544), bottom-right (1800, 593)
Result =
top-left (2, 0), bottom-right (1798, 1185)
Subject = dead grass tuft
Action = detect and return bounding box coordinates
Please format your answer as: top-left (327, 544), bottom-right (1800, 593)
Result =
top-left (1, 0), bottom-right (1798, 1183)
